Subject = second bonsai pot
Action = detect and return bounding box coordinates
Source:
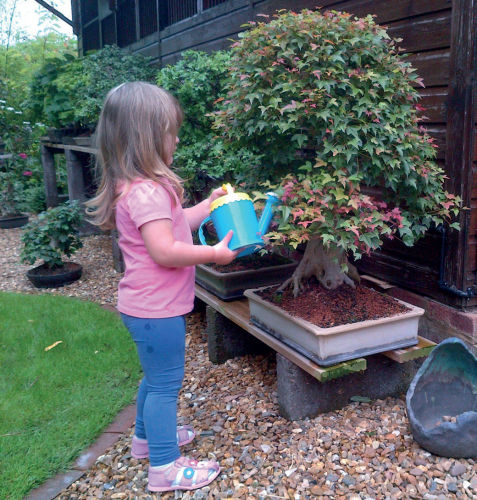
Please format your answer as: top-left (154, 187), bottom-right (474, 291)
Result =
top-left (195, 255), bottom-right (298, 301)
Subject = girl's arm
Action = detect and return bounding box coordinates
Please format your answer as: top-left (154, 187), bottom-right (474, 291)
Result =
top-left (140, 218), bottom-right (236, 267)
top-left (184, 187), bottom-right (226, 231)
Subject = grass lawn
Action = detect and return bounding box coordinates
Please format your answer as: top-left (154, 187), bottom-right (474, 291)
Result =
top-left (0, 292), bottom-right (142, 500)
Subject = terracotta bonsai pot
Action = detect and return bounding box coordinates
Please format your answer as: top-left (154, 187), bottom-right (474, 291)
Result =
top-left (26, 262), bottom-right (82, 288)
top-left (0, 214), bottom-right (29, 229)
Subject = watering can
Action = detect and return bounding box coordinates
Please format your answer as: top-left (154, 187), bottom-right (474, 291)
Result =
top-left (198, 183), bottom-right (279, 258)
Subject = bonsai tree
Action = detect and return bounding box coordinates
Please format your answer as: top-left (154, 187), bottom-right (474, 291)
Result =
top-left (214, 9), bottom-right (461, 296)
top-left (156, 50), bottom-right (260, 204)
top-left (21, 200), bottom-right (83, 269)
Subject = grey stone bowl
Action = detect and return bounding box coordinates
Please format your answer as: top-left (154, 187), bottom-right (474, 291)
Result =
top-left (406, 337), bottom-right (477, 458)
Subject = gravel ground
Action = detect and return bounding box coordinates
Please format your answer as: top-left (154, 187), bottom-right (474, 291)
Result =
top-left (2, 227), bottom-right (477, 499)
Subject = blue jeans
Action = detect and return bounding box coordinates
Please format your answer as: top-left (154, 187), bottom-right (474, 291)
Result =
top-left (121, 313), bottom-right (185, 466)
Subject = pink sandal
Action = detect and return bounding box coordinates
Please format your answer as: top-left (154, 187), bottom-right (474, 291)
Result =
top-left (131, 425), bottom-right (195, 459)
top-left (148, 456), bottom-right (220, 492)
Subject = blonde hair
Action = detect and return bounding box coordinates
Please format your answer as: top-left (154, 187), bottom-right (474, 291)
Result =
top-left (86, 82), bottom-right (184, 230)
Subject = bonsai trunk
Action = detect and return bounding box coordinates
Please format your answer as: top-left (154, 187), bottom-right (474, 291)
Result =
top-left (278, 237), bottom-right (360, 297)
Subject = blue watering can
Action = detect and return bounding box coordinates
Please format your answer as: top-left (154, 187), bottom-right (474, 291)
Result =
top-left (198, 184), bottom-right (279, 257)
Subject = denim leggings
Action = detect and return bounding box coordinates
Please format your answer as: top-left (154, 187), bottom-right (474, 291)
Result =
top-left (121, 313), bottom-right (185, 466)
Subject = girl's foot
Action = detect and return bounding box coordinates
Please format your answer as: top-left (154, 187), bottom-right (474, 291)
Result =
top-left (148, 456), bottom-right (220, 492)
top-left (131, 425), bottom-right (195, 459)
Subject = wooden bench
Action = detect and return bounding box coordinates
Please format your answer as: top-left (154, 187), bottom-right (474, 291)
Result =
top-left (195, 284), bottom-right (435, 420)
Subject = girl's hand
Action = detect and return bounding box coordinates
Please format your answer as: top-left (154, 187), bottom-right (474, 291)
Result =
top-left (213, 230), bottom-right (238, 265)
top-left (207, 186), bottom-right (227, 208)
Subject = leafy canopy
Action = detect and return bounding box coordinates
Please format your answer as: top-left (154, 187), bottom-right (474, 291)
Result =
top-left (28, 45), bottom-right (156, 129)
top-left (214, 9), bottom-right (461, 256)
top-left (157, 50), bottom-right (260, 204)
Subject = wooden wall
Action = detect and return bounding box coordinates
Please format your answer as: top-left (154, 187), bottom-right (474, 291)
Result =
top-left (77, 0), bottom-right (477, 308)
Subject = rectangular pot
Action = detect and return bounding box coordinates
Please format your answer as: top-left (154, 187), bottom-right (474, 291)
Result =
top-left (244, 286), bottom-right (425, 366)
top-left (195, 259), bottom-right (298, 301)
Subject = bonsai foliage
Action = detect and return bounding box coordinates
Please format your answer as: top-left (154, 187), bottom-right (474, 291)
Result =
top-left (214, 9), bottom-right (461, 294)
top-left (157, 50), bottom-right (260, 204)
top-left (21, 200), bottom-right (83, 269)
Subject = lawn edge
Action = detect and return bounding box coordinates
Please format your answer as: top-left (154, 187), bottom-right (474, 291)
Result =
top-left (25, 403), bottom-right (136, 500)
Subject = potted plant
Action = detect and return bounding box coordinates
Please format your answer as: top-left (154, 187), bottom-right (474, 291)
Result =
top-left (196, 248), bottom-right (298, 300)
top-left (0, 144), bottom-right (31, 228)
top-left (214, 9), bottom-right (462, 361)
top-left (0, 93), bottom-right (38, 229)
top-left (21, 200), bottom-right (84, 288)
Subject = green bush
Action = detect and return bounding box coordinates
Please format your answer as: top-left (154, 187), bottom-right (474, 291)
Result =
top-left (21, 200), bottom-right (83, 268)
top-left (28, 45), bottom-right (156, 129)
top-left (157, 50), bottom-right (261, 203)
top-left (0, 84), bottom-right (44, 216)
top-left (213, 9), bottom-right (461, 257)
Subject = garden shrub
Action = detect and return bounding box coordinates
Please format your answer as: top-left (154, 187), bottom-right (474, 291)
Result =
top-left (1, 83), bottom-right (44, 215)
top-left (214, 9), bottom-right (461, 261)
top-left (21, 200), bottom-right (83, 269)
top-left (28, 45), bottom-right (156, 129)
top-left (157, 50), bottom-right (261, 204)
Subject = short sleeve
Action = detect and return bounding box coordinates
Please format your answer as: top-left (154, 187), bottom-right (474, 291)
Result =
top-left (126, 182), bottom-right (173, 230)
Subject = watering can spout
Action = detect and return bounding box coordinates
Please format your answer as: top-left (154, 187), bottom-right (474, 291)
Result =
top-left (258, 192), bottom-right (280, 237)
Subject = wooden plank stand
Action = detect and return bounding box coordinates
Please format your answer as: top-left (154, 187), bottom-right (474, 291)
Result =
top-left (196, 285), bottom-right (435, 420)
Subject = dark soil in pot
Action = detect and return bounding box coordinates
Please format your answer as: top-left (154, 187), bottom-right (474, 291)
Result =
top-left (211, 253), bottom-right (292, 272)
top-left (27, 262), bottom-right (82, 288)
top-left (258, 278), bottom-right (409, 328)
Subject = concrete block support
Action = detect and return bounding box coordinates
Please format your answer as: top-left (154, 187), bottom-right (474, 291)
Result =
top-left (206, 306), bottom-right (269, 364)
top-left (277, 352), bottom-right (423, 420)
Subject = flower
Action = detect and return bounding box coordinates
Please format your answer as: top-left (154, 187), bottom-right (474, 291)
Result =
top-left (23, 170), bottom-right (33, 176)
top-left (18, 153), bottom-right (27, 159)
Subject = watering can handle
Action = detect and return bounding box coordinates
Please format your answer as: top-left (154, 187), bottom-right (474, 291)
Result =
top-left (198, 216), bottom-right (211, 246)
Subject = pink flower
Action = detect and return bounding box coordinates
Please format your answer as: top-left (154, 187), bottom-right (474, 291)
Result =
top-left (23, 170), bottom-right (33, 176)
top-left (18, 153), bottom-right (27, 159)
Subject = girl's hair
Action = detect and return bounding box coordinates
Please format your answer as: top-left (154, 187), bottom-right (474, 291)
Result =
top-left (86, 82), bottom-right (184, 230)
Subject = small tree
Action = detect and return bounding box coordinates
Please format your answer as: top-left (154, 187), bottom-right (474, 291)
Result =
top-left (214, 9), bottom-right (461, 296)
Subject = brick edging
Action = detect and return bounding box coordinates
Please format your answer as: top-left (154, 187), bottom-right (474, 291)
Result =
top-left (26, 404), bottom-right (136, 500)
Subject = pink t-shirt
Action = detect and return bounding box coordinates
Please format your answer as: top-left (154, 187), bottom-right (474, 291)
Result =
top-left (115, 178), bottom-right (195, 318)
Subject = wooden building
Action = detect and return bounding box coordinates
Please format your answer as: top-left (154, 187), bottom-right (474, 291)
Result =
top-left (71, 0), bottom-right (476, 310)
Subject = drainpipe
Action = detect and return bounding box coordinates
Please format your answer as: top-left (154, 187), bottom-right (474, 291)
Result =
top-left (437, 225), bottom-right (477, 298)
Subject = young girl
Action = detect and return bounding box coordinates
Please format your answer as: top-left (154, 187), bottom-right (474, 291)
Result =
top-left (87, 81), bottom-right (237, 492)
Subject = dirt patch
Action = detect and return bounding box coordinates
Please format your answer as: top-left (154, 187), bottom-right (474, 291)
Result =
top-left (258, 278), bottom-right (409, 328)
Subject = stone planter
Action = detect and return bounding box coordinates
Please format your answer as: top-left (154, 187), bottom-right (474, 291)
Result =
top-left (245, 286), bottom-right (424, 366)
top-left (26, 262), bottom-right (82, 288)
top-left (195, 257), bottom-right (298, 301)
top-left (0, 214), bottom-right (29, 229)
top-left (406, 337), bottom-right (477, 458)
